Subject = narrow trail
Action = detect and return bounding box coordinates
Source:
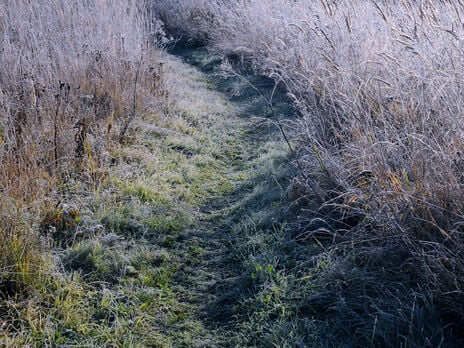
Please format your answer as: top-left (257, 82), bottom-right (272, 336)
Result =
top-left (38, 45), bottom-right (298, 347)
top-left (0, 44), bottom-right (299, 347)
top-left (133, 46), bottom-right (296, 346)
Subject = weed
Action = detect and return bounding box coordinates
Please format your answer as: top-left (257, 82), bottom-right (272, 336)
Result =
top-left (40, 207), bottom-right (81, 247)
top-left (0, 1), bottom-right (173, 345)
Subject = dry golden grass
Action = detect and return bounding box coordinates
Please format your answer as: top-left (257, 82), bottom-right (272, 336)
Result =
top-left (154, 0), bottom-right (464, 345)
top-left (0, 0), bottom-right (167, 299)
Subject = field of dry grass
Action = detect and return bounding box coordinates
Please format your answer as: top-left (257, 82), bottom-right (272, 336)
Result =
top-left (3, 0), bottom-right (464, 346)
top-left (154, 0), bottom-right (464, 345)
top-left (0, 0), bottom-right (166, 337)
top-left (1, 1), bottom-right (294, 345)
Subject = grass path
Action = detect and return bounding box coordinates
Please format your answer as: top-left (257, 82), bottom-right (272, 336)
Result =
top-left (133, 48), bottom-right (295, 346)
top-left (35, 48), bottom-right (295, 347)
top-left (1, 46), bottom-right (296, 347)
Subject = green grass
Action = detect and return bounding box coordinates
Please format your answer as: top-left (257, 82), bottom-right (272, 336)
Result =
top-left (0, 47), bottom-right (295, 346)
top-left (3, 32), bottom-right (422, 346)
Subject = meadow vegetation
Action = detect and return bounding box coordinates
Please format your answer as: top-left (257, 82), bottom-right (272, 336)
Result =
top-left (154, 0), bottom-right (464, 346)
top-left (3, 0), bottom-right (464, 346)
top-left (0, 0), bottom-right (162, 282)
top-left (1, 0), bottom-right (291, 344)
top-left (0, 0), bottom-right (171, 344)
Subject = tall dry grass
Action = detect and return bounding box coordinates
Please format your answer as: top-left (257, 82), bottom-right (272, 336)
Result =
top-left (154, 0), bottom-right (464, 344)
top-left (0, 0), bottom-right (166, 297)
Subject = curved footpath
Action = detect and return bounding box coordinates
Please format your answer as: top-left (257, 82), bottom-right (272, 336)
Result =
top-left (1, 44), bottom-right (297, 347)
top-left (43, 45), bottom-right (297, 347)
top-left (144, 47), bottom-right (296, 346)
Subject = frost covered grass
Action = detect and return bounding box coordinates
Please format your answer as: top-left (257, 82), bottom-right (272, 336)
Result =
top-left (154, 0), bottom-right (464, 345)
top-left (0, 0), bottom-right (167, 342)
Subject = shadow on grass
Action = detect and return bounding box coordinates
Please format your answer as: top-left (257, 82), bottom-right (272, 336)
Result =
top-left (169, 40), bottom-right (296, 123)
top-left (168, 40), bottom-right (301, 333)
top-left (168, 40), bottom-right (464, 348)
